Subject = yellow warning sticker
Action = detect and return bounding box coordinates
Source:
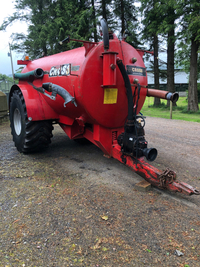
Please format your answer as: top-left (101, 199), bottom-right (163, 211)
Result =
top-left (103, 88), bottom-right (118, 104)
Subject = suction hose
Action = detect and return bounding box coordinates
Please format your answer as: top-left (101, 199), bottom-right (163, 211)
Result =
top-left (14, 68), bottom-right (44, 80)
top-left (42, 83), bottom-right (77, 107)
top-left (116, 58), bottom-right (133, 123)
top-left (100, 18), bottom-right (109, 51)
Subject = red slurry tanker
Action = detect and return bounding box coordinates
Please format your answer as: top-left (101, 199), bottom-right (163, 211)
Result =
top-left (9, 19), bottom-right (199, 196)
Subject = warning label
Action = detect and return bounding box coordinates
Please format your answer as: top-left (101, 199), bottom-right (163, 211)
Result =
top-left (103, 88), bottom-right (118, 104)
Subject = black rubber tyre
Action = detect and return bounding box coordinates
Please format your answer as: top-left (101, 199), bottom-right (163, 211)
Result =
top-left (10, 89), bottom-right (53, 153)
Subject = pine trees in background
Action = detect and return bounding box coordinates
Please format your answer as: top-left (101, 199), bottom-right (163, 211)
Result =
top-left (177, 0), bottom-right (200, 111)
top-left (113, 0), bottom-right (140, 47)
top-left (1, 0), bottom-right (96, 58)
top-left (140, 0), bottom-right (163, 105)
top-left (0, 0), bottom-right (199, 111)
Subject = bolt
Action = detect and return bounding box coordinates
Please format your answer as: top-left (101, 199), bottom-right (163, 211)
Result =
top-left (110, 64), bottom-right (116, 70)
top-left (131, 57), bottom-right (137, 63)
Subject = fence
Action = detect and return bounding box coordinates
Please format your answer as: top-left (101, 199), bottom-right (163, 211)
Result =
top-left (148, 83), bottom-right (188, 92)
top-left (0, 80), bottom-right (14, 106)
top-left (0, 80), bottom-right (14, 94)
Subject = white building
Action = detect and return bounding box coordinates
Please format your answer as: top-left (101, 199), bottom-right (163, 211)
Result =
top-left (147, 70), bottom-right (190, 85)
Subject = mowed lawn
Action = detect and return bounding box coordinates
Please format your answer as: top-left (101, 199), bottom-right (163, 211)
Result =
top-left (141, 96), bottom-right (200, 122)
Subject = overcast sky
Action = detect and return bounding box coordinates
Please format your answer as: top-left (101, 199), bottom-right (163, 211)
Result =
top-left (0, 1), bottom-right (168, 79)
top-left (0, 0), bottom-right (28, 76)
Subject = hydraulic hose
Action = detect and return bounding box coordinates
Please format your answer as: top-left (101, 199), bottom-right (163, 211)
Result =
top-left (14, 68), bottom-right (44, 80)
top-left (100, 18), bottom-right (109, 51)
top-left (116, 59), bottom-right (133, 122)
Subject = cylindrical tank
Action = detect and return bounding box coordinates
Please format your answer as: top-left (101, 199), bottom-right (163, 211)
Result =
top-left (20, 37), bottom-right (148, 128)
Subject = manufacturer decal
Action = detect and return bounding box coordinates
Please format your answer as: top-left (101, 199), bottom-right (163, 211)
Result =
top-left (49, 64), bottom-right (71, 77)
top-left (71, 65), bottom-right (80, 72)
top-left (126, 65), bottom-right (146, 76)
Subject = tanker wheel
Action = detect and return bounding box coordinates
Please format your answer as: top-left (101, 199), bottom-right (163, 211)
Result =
top-left (10, 89), bottom-right (53, 153)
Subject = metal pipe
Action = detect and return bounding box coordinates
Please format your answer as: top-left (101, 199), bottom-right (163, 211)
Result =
top-left (147, 88), bottom-right (179, 103)
top-left (142, 148), bottom-right (157, 162)
top-left (59, 36), bottom-right (98, 46)
top-left (14, 68), bottom-right (44, 80)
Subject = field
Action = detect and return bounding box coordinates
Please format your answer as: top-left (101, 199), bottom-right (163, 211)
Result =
top-left (141, 96), bottom-right (200, 123)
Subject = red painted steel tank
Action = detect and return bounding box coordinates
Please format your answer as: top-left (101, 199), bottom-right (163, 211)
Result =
top-left (18, 37), bottom-right (147, 129)
top-left (9, 19), bottom-right (200, 196)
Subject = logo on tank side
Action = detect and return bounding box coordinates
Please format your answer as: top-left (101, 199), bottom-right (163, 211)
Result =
top-left (49, 64), bottom-right (71, 77)
top-left (126, 65), bottom-right (146, 76)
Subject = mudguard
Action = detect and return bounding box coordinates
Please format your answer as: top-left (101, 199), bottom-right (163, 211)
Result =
top-left (9, 83), bottom-right (59, 121)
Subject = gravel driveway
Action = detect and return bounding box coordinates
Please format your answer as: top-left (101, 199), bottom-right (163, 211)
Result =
top-left (0, 117), bottom-right (200, 267)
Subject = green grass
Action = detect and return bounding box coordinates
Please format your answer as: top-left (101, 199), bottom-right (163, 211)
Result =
top-left (141, 97), bottom-right (200, 122)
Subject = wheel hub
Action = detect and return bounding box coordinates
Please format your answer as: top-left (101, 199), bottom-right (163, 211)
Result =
top-left (13, 108), bottom-right (22, 135)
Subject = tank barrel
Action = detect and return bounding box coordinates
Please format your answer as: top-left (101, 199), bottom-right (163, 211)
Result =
top-left (147, 88), bottom-right (179, 103)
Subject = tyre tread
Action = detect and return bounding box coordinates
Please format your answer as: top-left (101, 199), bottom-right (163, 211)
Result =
top-left (10, 89), bottom-right (53, 153)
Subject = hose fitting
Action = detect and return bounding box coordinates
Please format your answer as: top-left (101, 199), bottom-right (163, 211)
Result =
top-left (42, 83), bottom-right (77, 107)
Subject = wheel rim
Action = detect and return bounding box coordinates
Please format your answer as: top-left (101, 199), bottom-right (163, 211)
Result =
top-left (13, 108), bottom-right (22, 136)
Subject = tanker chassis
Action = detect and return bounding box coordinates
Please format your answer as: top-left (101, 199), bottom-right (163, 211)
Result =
top-left (9, 19), bottom-right (199, 196)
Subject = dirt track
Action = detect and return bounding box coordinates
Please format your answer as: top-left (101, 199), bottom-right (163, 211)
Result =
top-left (0, 117), bottom-right (200, 267)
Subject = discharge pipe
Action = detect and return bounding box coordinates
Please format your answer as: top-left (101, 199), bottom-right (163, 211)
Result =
top-left (147, 88), bottom-right (179, 103)
top-left (14, 68), bottom-right (44, 80)
top-left (142, 148), bottom-right (157, 162)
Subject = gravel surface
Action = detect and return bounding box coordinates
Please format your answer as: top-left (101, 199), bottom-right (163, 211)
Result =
top-left (0, 117), bottom-right (200, 267)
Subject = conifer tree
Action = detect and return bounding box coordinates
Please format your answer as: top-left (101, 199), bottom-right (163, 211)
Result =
top-left (177, 0), bottom-right (200, 111)
top-left (0, 0), bottom-right (95, 58)
top-left (113, 0), bottom-right (139, 47)
top-left (157, 0), bottom-right (181, 106)
top-left (95, 0), bottom-right (117, 31)
top-left (140, 0), bottom-right (163, 105)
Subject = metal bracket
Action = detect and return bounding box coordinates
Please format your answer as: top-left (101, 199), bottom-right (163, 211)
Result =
top-left (43, 92), bottom-right (56, 100)
top-left (112, 144), bottom-right (200, 196)
top-left (159, 168), bottom-right (176, 188)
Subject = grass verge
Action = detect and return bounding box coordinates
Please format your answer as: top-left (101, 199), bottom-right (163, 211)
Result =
top-left (141, 97), bottom-right (200, 122)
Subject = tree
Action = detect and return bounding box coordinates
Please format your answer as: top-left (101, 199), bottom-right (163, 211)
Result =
top-left (113, 0), bottom-right (140, 47)
top-left (0, 0), bottom-right (55, 58)
top-left (177, 0), bottom-right (200, 111)
top-left (157, 0), bottom-right (181, 106)
top-left (0, 0), bottom-right (96, 59)
top-left (91, 0), bottom-right (98, 42)
top-left (95, 0), bottom-right (117, 31)
top-left (140, 0), bottom-right (163, 106)
top-left (0, 73), bottom-right (13, 82)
